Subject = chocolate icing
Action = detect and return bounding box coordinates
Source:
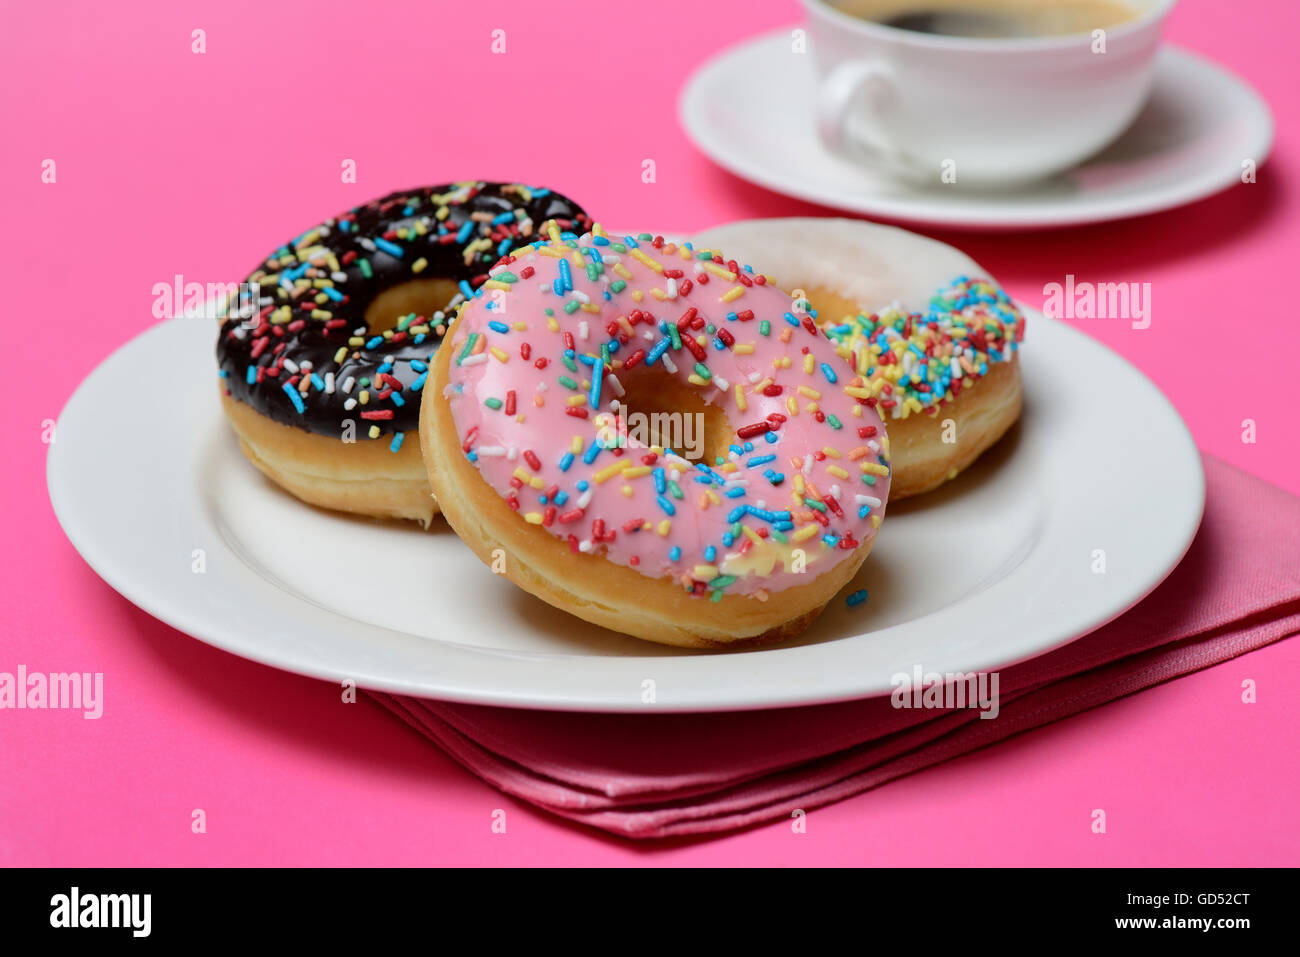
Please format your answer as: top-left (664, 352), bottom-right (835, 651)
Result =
top-left (216, 182), bottom-right (590, 441)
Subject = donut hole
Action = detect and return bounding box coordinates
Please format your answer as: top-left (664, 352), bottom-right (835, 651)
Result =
top-left (364, 278), bottom-right (461, 334)
top-left (800, 285), bottom-right (868, 326)
top-left (614, 374), bottom-right (735, 465)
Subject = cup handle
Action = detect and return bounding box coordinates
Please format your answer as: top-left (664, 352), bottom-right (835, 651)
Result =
top-left (815, 60), bottom-right (901, 169)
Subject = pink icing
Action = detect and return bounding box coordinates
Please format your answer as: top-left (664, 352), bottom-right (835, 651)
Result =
top-left (443, 228), bottom-right (892, 599)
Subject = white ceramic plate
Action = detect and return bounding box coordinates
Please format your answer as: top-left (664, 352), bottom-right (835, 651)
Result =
top-left (679, 32), bottom-right (1274, 229)
top-left (49, 301), bottom-right (1203, 712)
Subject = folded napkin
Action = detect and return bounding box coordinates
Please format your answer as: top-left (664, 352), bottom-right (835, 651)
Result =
top-left (371, 456), bottom-right (1300, 839)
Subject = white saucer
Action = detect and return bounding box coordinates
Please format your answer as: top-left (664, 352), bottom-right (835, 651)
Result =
top-left (679, 31), bottom-right (1273, 228)
top-left (47, 307), bottom-right (1203, 712)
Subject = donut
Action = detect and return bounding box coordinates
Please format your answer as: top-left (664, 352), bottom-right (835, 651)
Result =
top-left (691, 219), bottom-right (1025, 500)
top-left (421, 226), bottom-right (893, 648)
top-left (216, 182), bottom-right (591, 525)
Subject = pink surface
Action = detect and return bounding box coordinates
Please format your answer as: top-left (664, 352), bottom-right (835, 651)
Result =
top-left (2, 0), bottom-right (1298, 864)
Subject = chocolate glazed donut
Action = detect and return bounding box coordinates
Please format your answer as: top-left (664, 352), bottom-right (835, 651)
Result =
top-left (216, 182), bottom-right (591, 525)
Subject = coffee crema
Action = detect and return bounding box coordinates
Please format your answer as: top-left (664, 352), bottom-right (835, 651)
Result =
top-left (831, 0), bottom-right (1140, 38)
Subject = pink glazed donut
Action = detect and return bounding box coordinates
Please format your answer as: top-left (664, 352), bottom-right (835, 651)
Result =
top-left (420, 225), bottom-right (892, 648)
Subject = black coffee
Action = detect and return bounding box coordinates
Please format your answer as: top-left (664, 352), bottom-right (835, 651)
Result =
top-left (835, 1), bottom-right (1139, 39)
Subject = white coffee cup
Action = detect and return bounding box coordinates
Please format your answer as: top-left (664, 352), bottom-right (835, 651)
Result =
top-left (804, 0), bottom-right (1178, 185)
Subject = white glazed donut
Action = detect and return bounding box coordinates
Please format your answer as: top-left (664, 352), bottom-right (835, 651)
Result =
top-left (691, 218), bottom-right (1025, 499)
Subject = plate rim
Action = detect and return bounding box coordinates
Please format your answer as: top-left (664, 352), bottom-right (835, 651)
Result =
top-left (48, 308), bottom-right (1204, 713)
top-left (678, 31), bottom-right (1275, 229)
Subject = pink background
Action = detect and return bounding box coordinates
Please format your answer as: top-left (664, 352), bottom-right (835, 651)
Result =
top-left (3, 0), bottom-right (1297, 864)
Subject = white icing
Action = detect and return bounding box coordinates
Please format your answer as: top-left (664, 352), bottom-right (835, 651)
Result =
top-left (691, 218), bottom-right (990, 317)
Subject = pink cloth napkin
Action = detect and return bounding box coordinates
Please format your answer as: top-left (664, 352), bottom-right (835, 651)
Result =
top-left (371, 456), bottom-right (1300, 839)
